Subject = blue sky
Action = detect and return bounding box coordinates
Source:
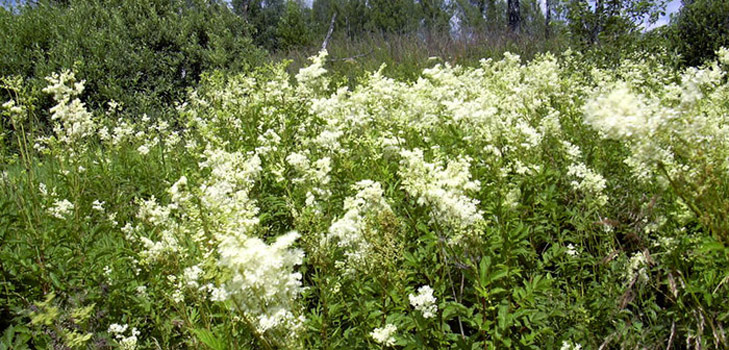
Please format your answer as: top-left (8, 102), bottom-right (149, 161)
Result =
top-left (649, 0), bottom-right (683, 29)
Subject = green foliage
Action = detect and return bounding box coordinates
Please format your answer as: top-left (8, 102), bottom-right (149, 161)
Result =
top-left (560, 0), bottom-right (668, 47)
top-left (365, 0), bottom-right (419, 34)
top-left (0, 0), bottom-right (264, 116)
top-left (275, 1), bottom-right (315, 50)
top-left (670, 0), bottom-right (729, 67)
top-left (4, 43), bottom-right (729, 349)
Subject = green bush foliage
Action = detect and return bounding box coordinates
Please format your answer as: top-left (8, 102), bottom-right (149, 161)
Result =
top-left (0, 0), bottom-right (264, 116)
top-left (670, 0), bottom-right (729, 67)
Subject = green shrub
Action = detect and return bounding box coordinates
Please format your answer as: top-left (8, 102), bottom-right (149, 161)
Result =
top-left (670, 0), bottom-right (729, 67)
top-left (0, 0), bottom-right (264, 117)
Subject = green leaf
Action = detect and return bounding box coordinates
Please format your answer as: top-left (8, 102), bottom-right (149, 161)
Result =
top-left (191, 329), bottom-right (227, 350)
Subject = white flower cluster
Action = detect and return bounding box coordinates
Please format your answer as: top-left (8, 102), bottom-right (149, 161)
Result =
top-left (134, 196), bottom-right (181, 263)
top-left (1, 98), bottom-right (26, 124)
top-left (195, 148), bottom-right (308, 337)
top-left (409, 285), bottom-right (437, 318)
top-left (108, 323), bottom-right (139, 350)
top-left (183, 264), bottom-right (203, 289)
top-left (218, 231), bottom-right (305, 335)
top-left (198, 148), bottom-right (262, 237)
top-left (566, 244), bottom-right (579, 257)
top-left (326, 180), bottom-right (392, 269)
top-left (255, 128), bottom-right (282, 156)
top-left (583, 83), bottom-right (661, 140)
top-left (625, 251), bottom-right (649, 284)
top-left (399, 148), bottom-right (482, 230)
top-left (286, 152), bottom-right (332, 187)
top-left (560, 340), bottom-right (583, 350)
top-left (48, 199), bottom-right (74, 219)
top-left (42, 70), bottom-right (96, 150)
top-left (566, 163), bottom-right (608, 206)
top-left (123, 138), bottom-right (306, 341)
top-left (584, 50), bottom-right (729, 191)
top-left (370, 324), bottom-right (397, 347)
top-left (295, 50), bottom-right (329, 96)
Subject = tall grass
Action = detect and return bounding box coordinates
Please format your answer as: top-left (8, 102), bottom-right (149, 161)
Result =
top-left (274, 29), bottom-right (568, 84)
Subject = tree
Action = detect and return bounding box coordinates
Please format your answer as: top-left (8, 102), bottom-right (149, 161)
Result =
top-left (0, 0), bottom-right (263, 115)
top-left (276, 0), bottom-right (313, 49)
top-left (562, 0), bottom-right (668, 45)
top-left (671, 0), bottom-right (729, 66)
top-left (508, 0), bottom-right (520, 32)
top-left (417, 0), bottom-right (451, 35)
top-left (366, 0), bottom-right (418, 34)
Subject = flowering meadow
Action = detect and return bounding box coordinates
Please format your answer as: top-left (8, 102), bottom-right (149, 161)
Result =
top-left (2, 48), bottom-right (729, 349)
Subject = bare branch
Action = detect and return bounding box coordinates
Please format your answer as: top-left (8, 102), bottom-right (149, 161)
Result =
top-left (321, 12), bottom-right (337, 52)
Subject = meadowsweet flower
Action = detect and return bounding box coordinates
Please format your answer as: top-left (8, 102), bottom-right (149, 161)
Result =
top-left (42, 70), bottom-right (96, 149)
top-left (172, 289), bottom-right (184, 303)
top-left (625, 251), bottom-right (649, 284)
top-left (409, 285), bottom-right (438, 318)
top-left (314, 129), bottom-right (343, 152)
top-left (38, 183), bottom-right (48, 196)
top-left (92, 200), bottom-right (105, 212)
top-left (117, 327), bottom-right (140, 350)
top-left (399, 148), bottom-right (482, 230)
top-left (137, 144), bottom-right (150, 156)
top-left (370, 324), bottom-right (397, 346)
top-left (138, 229), bottom-right (181, 262)
top-left (567, 163), bottom-right (608, 205)
top-left (562, 141), bottom-right (582, 160)
top-left (566, 244), bottom-right (578, 256)
top-left (296, 50), bottom-right (329, 96)
top-left (108, 324), bottom-right (140, 350)
top-left (135, 285), bottom-right (147, 298)
top-left (326, 181), bottom-right (391, 269)
top-left (255, 129), bottom-right (282, 155)
top-left (560, 341), bottom-right (582, 350)
top-left (48, 199), bottom-right (74, 219)
top-left (2, 99), bottom-right (26, 124)
top-left (136, 196), bottom-right (171, 226)
top-left (108, 323), bottom-right (128, 335)
top-left (218, 231), bottom-right (304, 335)
top-left (183, 265), bottom-right (203, 289)
top-left (716, 47), bottom-right (729, 66)
top-left (168, 176), bottom-right (189, 204)
top-left (209, 286), bottom-right (229, 302)
top-left (286, 152), bottom-right (310, 172)
top-left (503, 187), bottom-right (521, 210)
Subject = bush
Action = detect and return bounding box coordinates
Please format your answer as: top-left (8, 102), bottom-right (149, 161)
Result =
top-left (670, 0), bottom-right (729, 67)
top-left (0, 0), bottom-right (264, 117)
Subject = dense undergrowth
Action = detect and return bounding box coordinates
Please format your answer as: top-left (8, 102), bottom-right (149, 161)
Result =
top-left (2, 48), bottom-right (729, 349)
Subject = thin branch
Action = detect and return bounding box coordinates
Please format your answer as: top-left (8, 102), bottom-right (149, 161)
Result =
top-left (666, 321), bottom-right (675, 350)
top-left (321, 12), bottom-right (337, 52)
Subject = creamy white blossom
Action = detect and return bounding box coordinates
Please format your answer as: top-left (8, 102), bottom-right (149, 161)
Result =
top-left (399, 148), bottom-right (483, 230)
top-left (218, 231), bottom-right (304, 335)
top-left (370, 324), bottom-right (397, 346)
top-left (326, 180), bottom-right (391, 269)
top-left (567, 162), bottom-right (608, 205)
top-left (409, 285), bottom-right (438, 318)
top-left (48, 199), bottom-right (74, 219)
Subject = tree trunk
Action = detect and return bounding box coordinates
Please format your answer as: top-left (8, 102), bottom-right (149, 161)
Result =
top-left (507, 0), bottom-right (520, 33)
top-left (545, 0), bottom-right (551, 38)
top-left (235, 0), bottom-right (252, 20)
